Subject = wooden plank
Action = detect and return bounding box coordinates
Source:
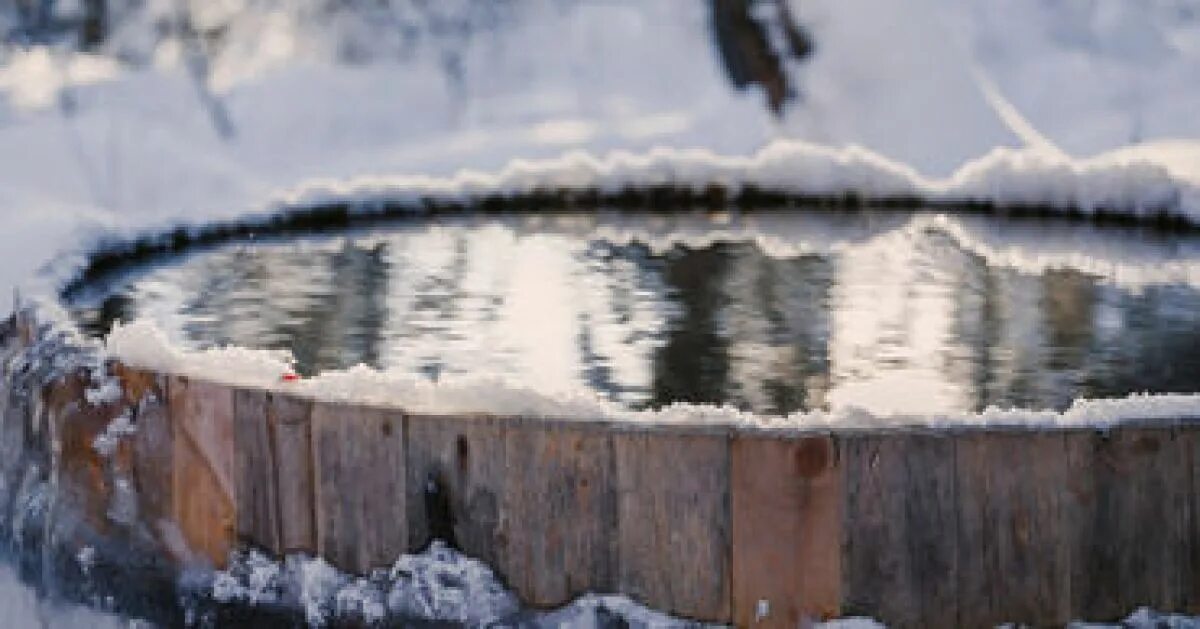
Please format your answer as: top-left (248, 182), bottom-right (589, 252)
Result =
top-left (312, 402), bottom-right (406, 574)
top-left (1066, 425), bottom-right (1194, 620)
top-left (615, 427), bottom-right (731, 622)
top-left (168, 376), bottom-right (236, 566)
top-left (45, 372), bottom-right (116, 535)
top-left (841, 431), bottom-right (958, 628)
top-left (270, 392), bottom-right (316, 554)
top-left (169, 377), bottom-right (236, 501)
top-left (500, 419), bottom-right (617, 607)
top-left (1185, 423), bottom-right (1200, 614)
top-left (173, 433), bottom-right (237, 566)
top-left (233, 388), bottom-right (280, 553)
top-left (120, 367), bottom-right (173, 528)
top-left (731, 433), bottom-right (841, 627)
top-left (954, 430), bottom-right (1070, 626)
top-left (404, 413), bottom-right (507, 567)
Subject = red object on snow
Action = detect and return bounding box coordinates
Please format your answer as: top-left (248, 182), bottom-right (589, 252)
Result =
top-left (281, 373), bottom-right (300, 382)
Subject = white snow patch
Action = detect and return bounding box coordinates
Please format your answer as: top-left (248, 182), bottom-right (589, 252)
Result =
top-left (103, 317), bottom-right (1200, 431)
top-left (83, 377), bottom-right (122, 407)
top-left (210, 541), bottom-right (519, 627)
top-left (1069, 606), bottom-right (1200, 629)
top-left (91, 409), bottom-right (135, 457)
top-left (387, 540), bottom-right (519, 625)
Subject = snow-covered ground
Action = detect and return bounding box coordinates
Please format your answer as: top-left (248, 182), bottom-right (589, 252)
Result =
top-left (1, 0), bottom-right (1199, 307)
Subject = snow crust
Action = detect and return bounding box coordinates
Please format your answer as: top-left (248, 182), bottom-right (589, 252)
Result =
top-left (203, 539), bottom-right (1200, 628)
top-left (272, 140), bottom-right (1197, 223)
top-left (102, 318), bottom-right (1200, 431)
top-left (206, 540), bottom-right (703, 627)
top-left (1, 0), bottom-right (1199, 306)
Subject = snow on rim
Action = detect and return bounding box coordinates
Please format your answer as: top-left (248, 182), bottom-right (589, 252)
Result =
top-left (97, 315), bottom-right (1200, 432)
top-left (28, 139), bottom-right (1200, 432)
top-left (273, 140), bottom-right (1197, 222)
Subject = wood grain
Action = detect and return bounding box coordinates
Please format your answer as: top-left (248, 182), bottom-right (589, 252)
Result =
top-left (500, 419), bottom-right (617, 607)
top-left (312, 402), bottom-right (406, 574)
top-left (731, 432), bottom-right (841, 627)
top-left (616, 427), bottom-right (731, 621)
top-left (841, 430), bottom-right (958, 628)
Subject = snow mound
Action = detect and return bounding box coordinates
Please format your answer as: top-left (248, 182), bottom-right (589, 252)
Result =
top-left (206, 540), bottom-right (706, 627)
top-left (276, 141), bottom-right (1198, 224)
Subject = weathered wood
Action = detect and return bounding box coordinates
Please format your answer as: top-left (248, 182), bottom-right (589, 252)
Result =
top-left (168, 376), bottom-right (236, 566)
top-left (731, 433), bottom-right (841, 627)
top-left (233, 388), bottom-right (280, 553)
top-left (45, 372), bottom-right (118, 535)
top-left (404, 413), bottom-right (508, 567)
top-left (841, 431), bottom-right (958, 628)
top-left (270, 392), bottom-right (316, 554)
top-left (1066, 426), bottom-right (1195, 620)
top-left (500, 419), bottom-right (617, 607)
top-left (615, 427), bottom-right (731, 622)
top-left (1185, 424), bottom-right (1200, 614)
top-left (312, 402), bottom-right (406, 574)
top-left (954, 430), bottom-right (1070, 626)
top-left (169, 377), bottom-right (236, 501)
top-left (120, 367), bottom-right (173, 528)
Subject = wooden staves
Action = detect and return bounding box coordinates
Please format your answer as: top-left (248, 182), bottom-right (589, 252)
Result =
top-left (233, 388), bottom-right (280, 554)
top-left (35, 358), bottom-right (1200, 625)
top-left (498, 419), bottom-right (618, 607)
top-left (168, 376), bottom-right (236, 567)
top-left (840, 429), bottom-right (959, 628)
top-left (312, 401), bottom-right (407, 574)
top-left (615, 426), bottom-right (731, 621)
top-left (954, 430), bottom-right (1072, 626)
top-left (404, 412), bottom-right (508, 568)
top-left (732, 432), bottom-right (842, 627)
top-left (233, 388), bottom-right (319, 556)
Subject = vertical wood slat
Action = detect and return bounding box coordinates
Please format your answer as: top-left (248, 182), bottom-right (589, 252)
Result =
top-left (234, 388), bottom-right (280, 553)
top-left (45, 372), bottom-right (116, 535)
top-left (731, 433), bottom-right (841, 627)
top-left (312, 402), bottom-right (406, 574)
top-left (500, 420), bottom-right (617, 607)
top-left (271, 392), bottom-right (317, 554)
top-left (955, 431), bottom-right (1071, 626)
top-left (168, 376), bottom-right (236, 566)
top-left (119, 367), bottom-right (173, 532)
top-left (404, 413), bottom-right (508, 567)
top-left (1066, 425), bottom-right (1196, 620)
top-left (615, 427), bottom-right (731, 622)
top-left (841, 431), bottom-right (958, 628)
top-left (35, 357), bottom-right (1200, 625)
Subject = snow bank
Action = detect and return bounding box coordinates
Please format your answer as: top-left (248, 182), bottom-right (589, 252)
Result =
top-left (2, 0), bottom-right (1200, 306)
top-left (205, 540), bottom-right (708, 628)
top-left (271, 141), bottom-right (1198, 224)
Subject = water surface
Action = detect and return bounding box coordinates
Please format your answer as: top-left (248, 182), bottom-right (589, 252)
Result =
top-left (70, 208), bottom-right (1200, 415)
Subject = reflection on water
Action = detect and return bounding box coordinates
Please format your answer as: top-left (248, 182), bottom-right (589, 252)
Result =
top-left (71, 209), bottom-right (1200, 415)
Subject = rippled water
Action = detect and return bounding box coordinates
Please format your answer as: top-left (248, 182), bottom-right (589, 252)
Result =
top-left (70, 209), bottom-right (1200, 415)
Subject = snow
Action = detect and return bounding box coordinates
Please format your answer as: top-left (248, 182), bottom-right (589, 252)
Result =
top-left (204, 541), bottom-right (1200, 628)
top-left (91, 408), bottom-right (134, 457)
top-left (4, 2), bottom-right (1200, 618)
top-left (0, 0), bottom-right (1198, 307)
top-left (98, 316), bottom-right (1200, 431)
top-left (209, 541), bottom-right (517, 627)
top-left (1070, 607), bottom-right (1200, 629)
